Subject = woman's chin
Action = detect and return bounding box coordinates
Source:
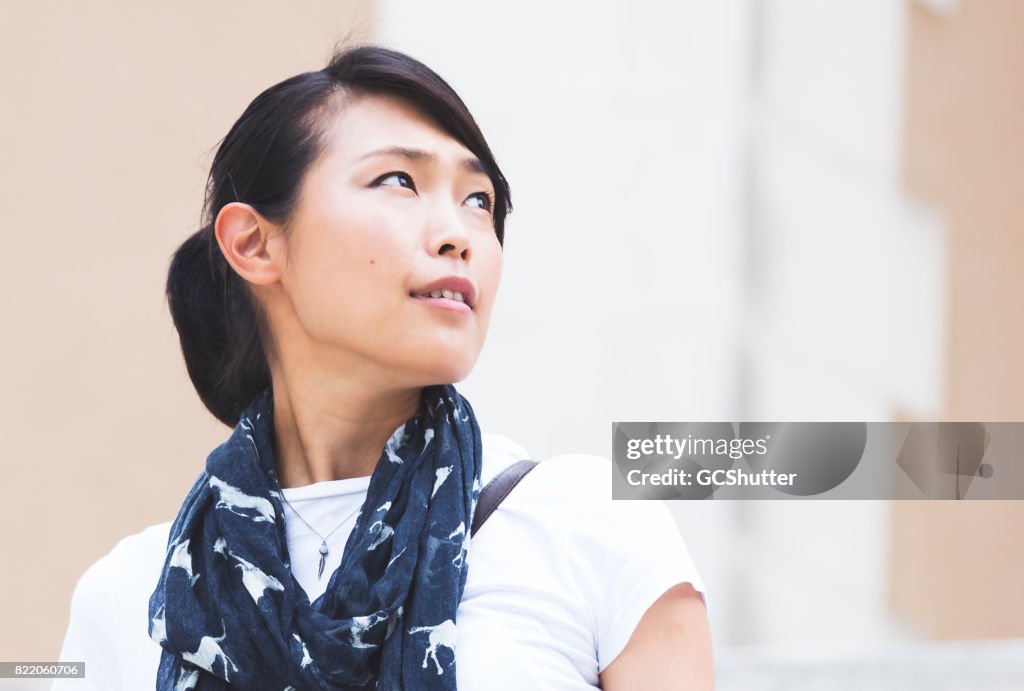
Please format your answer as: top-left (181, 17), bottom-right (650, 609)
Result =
top-left (411, 354), bottom-right (477, 387)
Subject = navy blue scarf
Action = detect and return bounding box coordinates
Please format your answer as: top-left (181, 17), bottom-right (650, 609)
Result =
top-left (148, 384), bottom-right (483, 690)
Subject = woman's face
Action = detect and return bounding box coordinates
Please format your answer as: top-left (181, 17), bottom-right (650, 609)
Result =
top-left (265, 93), bottom-right (503, 389)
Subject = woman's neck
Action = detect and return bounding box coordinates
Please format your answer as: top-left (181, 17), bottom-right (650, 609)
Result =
top-left (268, 369), bottom-right (424, 489)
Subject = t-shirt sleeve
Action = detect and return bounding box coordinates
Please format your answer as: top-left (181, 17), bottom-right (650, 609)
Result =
top-left (52, 558), bottom-right (121, 691)
top-left (53, 522), bottom-right (170, 691)
top-left (595, 498), bottom-right (708, 673)
top-left (558, 462), bottom-right (708, 675)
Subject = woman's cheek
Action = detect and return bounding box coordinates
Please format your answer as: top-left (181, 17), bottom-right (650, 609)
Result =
top-left (480, 246), bottom-right (504, 306)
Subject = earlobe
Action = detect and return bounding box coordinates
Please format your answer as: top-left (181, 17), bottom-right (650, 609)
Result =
top-left (214, 202), bottom-right (281, 286)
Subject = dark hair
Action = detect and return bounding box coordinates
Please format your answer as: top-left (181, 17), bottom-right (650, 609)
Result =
top-left (166, 44), bottom-right (512, 427)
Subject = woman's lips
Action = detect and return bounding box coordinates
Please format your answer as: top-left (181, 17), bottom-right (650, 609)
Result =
top-left (411, 294), bottom-right (472, 313)
top-left (409, 276), bottom-right (477, 309)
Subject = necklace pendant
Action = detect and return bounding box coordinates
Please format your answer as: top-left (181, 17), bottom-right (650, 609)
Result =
top-left (317, 540), bottom-right (328, 579)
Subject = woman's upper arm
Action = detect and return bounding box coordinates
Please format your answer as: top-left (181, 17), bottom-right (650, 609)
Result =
top-left (531, 455), bottom-right (712, 687)
top-left (599, 582), bottom-right (714, 690)
top-left (584, 494), bottom-right (710, 678)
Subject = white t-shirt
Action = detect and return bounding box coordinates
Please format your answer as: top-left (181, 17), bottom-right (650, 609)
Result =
top-left (54, 433), bottom-right (707, 690)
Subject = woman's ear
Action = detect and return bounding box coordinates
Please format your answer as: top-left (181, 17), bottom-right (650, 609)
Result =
top-left (214, 202), bottom-right (284, 286)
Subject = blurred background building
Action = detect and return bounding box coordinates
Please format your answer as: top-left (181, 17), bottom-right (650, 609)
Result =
top-left (2, 0), bottom-right (1021, 688)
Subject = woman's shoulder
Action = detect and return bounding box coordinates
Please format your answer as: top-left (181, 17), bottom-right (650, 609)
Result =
top-left (69, 521), bottom-right (172, 618)
top-left (479, 430), bottom-right (533, 485)
top-left (83, 521), bottom-right (172, 576)
top-left (480, 431), bottom-right (611, 497)
top-left (479, 433), bottom-right (678, 539)
top-left (481, 434), bottom-right (642, 520)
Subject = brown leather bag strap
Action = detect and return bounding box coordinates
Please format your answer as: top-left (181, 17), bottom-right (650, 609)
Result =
top-left (470, 459), bottom-right (538, 537)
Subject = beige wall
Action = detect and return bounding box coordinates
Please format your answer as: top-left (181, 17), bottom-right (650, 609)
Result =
top-left (1, 1), bottom-right (373, 661)
top-left (890, 0), bottom-right (1024, 640)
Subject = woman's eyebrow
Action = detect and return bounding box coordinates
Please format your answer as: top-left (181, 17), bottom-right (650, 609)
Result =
top-left (357, 146), bottom-right (487, 175)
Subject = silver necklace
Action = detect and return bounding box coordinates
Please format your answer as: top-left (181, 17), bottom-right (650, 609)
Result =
top-left (278, 493), bottom-right (362, 579)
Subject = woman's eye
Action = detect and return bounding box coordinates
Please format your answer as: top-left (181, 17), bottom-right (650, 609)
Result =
top-left (374, 172), bottom-right (416, 190)
top-left (467, 191), bottom-right (494, 212)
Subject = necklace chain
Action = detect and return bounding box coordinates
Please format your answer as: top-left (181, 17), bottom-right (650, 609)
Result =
top-left (278, 491), bottom-right (363, 580)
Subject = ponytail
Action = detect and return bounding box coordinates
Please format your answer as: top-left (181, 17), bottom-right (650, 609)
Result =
top-left (166, 225), bottom-right (270, 427)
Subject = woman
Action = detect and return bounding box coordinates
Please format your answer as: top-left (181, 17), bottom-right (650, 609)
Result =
top-left (56, 45), bottom-right (713, 690)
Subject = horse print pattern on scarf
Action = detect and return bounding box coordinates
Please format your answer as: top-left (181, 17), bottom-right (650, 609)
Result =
top-left (148, 384), bottom-right (484, 690)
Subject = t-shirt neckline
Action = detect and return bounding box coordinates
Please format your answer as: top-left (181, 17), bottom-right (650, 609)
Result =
top-left (279, 475), bottom-right (372, 502)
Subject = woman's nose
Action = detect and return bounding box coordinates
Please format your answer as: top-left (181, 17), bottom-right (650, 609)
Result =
top-left (426, 202), bottom-right (472, 261)
top-left (435, 237), bottom-right (470, 260)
